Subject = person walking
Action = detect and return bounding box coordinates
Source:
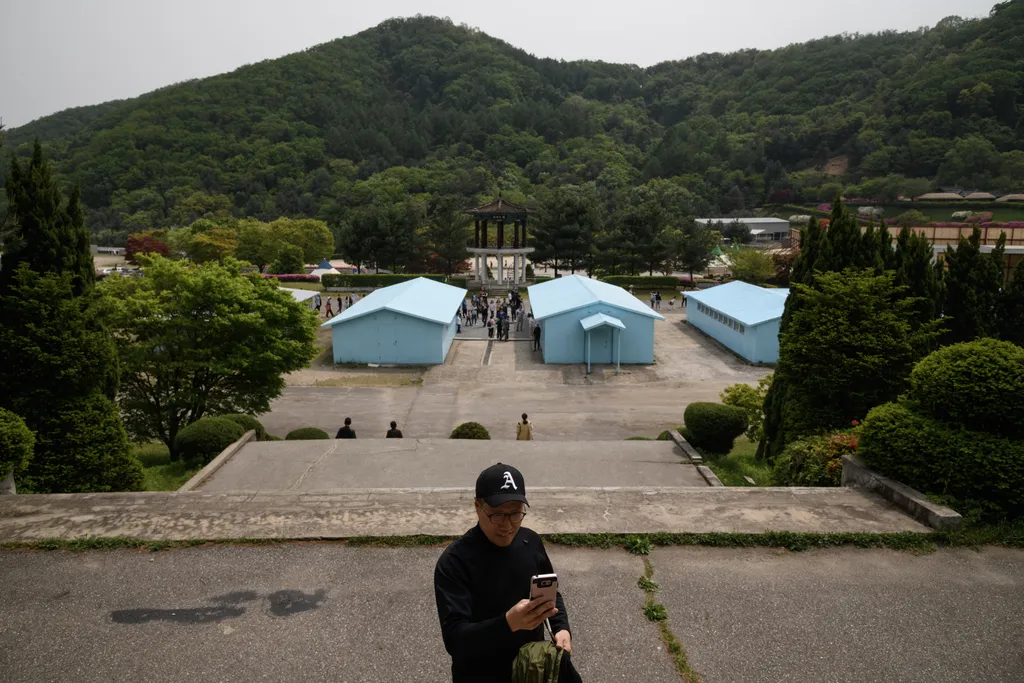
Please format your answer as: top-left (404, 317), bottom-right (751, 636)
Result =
top-left (337, 295), bottom-right (344, 312)
top-left (649, 292), bottom-right (655, 308)
top-left (386, 421), bottom-right (403, 438)
top-left (487, 317), bottom-right (495, 339)
top-left (456, 312), bottom-right (463, 334)
top-left (434, 463), bottom-right (578, 683)
top-left (324, 299), bottom-right (333, 318)
top-left (516, 413), bottom-right (533, 440)
top-left (314, 293), bottom-right (322, 314)
top-left (335, 417), bottom-right (356, 439)
top-left (515, 305), bottom-right (525, 331)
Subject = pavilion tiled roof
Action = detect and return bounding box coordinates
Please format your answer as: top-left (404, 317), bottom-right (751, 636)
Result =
top-left (466, 196), bottom-right (535, 216)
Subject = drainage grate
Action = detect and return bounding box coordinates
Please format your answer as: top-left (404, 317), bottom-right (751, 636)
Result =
top-left (482, 340), bottom-right (494, 365)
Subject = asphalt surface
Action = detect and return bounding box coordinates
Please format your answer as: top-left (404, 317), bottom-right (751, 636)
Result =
top-left (2, 545), bottom-right (1022, 683)
top-left (197, 439), bottom-right (707, 491)
top-left (652, 546), bottom-right (1024, 683)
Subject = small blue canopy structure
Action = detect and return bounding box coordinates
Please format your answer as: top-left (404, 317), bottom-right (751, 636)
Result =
top-left (580, 313), bottom-right (626, 374)
top-left (317, 258), bottom-right (333, 269)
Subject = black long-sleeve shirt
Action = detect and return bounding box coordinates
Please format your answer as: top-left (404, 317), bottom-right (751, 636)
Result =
top-left (434, 525), bottom-right (570, 683)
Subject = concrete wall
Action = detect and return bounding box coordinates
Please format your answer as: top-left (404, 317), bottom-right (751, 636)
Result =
top-left (440, 313), bottom-right (458, 361)
top-left (687, 305), bottom-right (780, 363)
top-left (539, 304), bottom-right (656, 364)
top-left (331, 312), bottom-right (445, 364)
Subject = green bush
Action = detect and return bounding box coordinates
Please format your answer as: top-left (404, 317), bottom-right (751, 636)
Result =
top-left (265, 434), bottom-right (282, 441)
top-left (450, 421), bottom-right (491, 439)
top-left (447, 277), bottom-right (468, 289)
top-left (720, 375), bottom-right (773, 443)
top-left (19, 394), bottom-right (144, 493)
top-left (533, 276), bottom-right (553, 283)
top-left (859, 402), bottom-right (1024, 520)
top-left (0, 408), bottom-right (35, 480)
top-left (907, 339), bottom-right (1024, 439)
top-left (683, 403), bottom-right (748, 454)
top-left (286, 427), bottom-right (330, 440)
top-left (600, 275), bottom-right (680, 288)
top-left (772, 432), bottom-right (856, 486)
top-left (220, 413), bottom-right (267, 440)
top-left (320, 273), bottom-right (447, 288)
top-left (175, 417), bottom-right (245, 464)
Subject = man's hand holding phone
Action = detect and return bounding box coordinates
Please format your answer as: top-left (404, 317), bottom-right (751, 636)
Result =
top-left (506, 597), bottom-right (558, 632)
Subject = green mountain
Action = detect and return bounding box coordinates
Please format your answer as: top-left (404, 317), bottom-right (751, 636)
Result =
top-left (3, 3), bottom-right (1022, 245)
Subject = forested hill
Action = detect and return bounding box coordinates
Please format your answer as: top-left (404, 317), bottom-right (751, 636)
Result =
top-left (3, 1), bottom-right (1023, 245)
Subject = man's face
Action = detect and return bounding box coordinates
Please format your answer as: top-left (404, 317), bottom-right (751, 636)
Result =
top-left (475, 499), bottom-right (526, 547)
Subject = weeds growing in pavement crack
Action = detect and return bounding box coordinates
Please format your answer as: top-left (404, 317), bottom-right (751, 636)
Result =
top-left (640, 557), bottom-right (701, 683)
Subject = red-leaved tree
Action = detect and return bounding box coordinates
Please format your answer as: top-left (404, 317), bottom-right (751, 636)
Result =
top-left (125, 234), bottom-right (170, 263)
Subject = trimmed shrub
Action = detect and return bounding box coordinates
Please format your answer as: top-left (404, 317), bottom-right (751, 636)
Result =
top-left (720, 375), bottom-right (772, 443)
top-left (772, 432), bottom-right (857, 486)
top-left (0, 408), bottom-right (35, 479)
top-left (859, 402), bottom-right (1024, 520)
top-left (450, 421), bottom-right (490, 439)
top-left (20, 394), bottom-right (144, 493)
top-left (600, 275), bottom-right (680, 288)
top-left (907, 339), bottom-right (1024, 439)
top-left (175, 417), bottom-right (245, 464)
top-left (320, 273), bottom-right (447, 288)
top-left (533, 276), bottom-right (553, 283)
top-left (220, 413), bottom-right (267, 441)
top-left (683, 403), bottom-right (748, 454)
top-left (265, 434), bottom-right (282, 441)
top-left (286, 427), bottom-right (330, 440)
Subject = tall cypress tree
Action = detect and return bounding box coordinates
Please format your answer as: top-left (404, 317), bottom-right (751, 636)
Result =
top-left (1, 140), bottom-right (94, 296)
top-left (942, 227), bottom-right (1005, 344)
top-left (892, 225), bottom-right (944, 329)
top-left (999, 259), bottom-right (1024, 347)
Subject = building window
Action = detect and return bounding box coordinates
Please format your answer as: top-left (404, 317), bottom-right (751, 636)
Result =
top-left (739, 325), bottom-right (745, 334)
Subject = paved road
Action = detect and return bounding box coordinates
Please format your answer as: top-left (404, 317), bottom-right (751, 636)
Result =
top-left (198, 439), bottom-right (707, 491)
top-left (2, 545), bottom-right (1021, 683)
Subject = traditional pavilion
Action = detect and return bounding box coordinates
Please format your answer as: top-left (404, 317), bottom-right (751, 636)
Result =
top-left (466, 195), bottom-right (535, 288)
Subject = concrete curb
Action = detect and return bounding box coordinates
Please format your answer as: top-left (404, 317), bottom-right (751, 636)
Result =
top-left (667, 429), bottom-right (703, 463)
top-left (696, 465), bottom-right (725, 487)
top-left (841, 454), bottom-right (962, 530)
top-left (178, 430), bottom-right (256, 493)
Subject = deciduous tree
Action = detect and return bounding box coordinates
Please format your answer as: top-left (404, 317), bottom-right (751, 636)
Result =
top-left (97, 257), bottom-right (319, 459)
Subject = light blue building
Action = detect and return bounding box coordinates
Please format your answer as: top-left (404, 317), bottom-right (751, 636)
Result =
top-left (528, 275), bottom-right (664, 372)
top-left (322, 278), bottom-right (465, 365)
top-left (683, 281), bottom-right (790, 363)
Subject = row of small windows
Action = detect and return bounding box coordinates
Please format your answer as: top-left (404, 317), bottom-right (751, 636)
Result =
top-left (695, 302), bottom-right (746, 334)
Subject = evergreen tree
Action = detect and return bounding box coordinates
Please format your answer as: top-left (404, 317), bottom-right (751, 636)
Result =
top-left (532, 184), bottom-right (601, 276)
top-left (942, 227), bottom-right (1005, 344)
top-left (268, 244), bottom-right (305, 274)
top-left (892, 226), bottom-right (944, 329)
top-left (425, 196), bottom-right (471, 276)
top-left (1, 140), bottom-right (94, 296)
top-left (998, 258), bottom-right (1024, 347)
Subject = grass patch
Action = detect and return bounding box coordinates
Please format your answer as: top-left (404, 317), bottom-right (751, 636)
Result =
top-left (626, 436), bottom-right (653, 441)
top-left (702, 439), bottom-right (773, 487)
top-left (134, 443), bottom-right (200, 491)
top-left (5, 523), bottom-right (1022, 553)
top-left (640, 557), bottom-right (701, 682)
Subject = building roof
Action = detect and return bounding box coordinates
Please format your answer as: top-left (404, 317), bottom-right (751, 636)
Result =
top-left (580, 312), bottom-right (626, 331)
top-left (527, 274), bottom-right (665, 322)
top-left (916, 192), bottom-right (965, 201)
top-left (321, 277), bottom-right (466, 328)
top-left (683, 281), bottom-right (790, 327)
top-left (466, 195), bottom-right (535, 217)
top-left (279, 287), bottom-right (319, 303)
top-left (996, 194), bottom-right (1024, 202)
top-left (963, 192), bottom-right (996, 200)
top-left (697, 217), bottom-right (790, 226)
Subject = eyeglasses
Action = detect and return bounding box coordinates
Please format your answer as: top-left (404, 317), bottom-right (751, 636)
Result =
top-left (485, 511), bottom-right (527, 525)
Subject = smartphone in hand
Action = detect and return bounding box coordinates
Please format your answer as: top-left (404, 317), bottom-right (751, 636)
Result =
top-left (530, 573), bottom-right (558, 604)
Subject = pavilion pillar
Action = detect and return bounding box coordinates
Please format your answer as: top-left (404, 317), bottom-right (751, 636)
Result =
top-left (481, 220), bottom-right (487, 249)
top-left (512, 254), bottom-right (519, 285)
top-left (521, 219), bottom-right (528, 247)
top-left (497, 219), bottom-right (505, 249)
top-left (513, 219), bottom-right (520, 249)
top-left (474, 220), bottom-right (480, 248)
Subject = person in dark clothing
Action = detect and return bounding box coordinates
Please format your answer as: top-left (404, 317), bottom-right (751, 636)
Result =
top-left (386, 421), bottom-right (403, 438)
top-left (532, 323), bottom-right (541, 351)
top-left (335, 417), bottom-right (356, 439)
top-left (434, 463), bottom-right (576, 683)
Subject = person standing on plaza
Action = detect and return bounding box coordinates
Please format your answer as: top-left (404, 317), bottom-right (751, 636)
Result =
top-left (532, 318), bottom-right (541, 351)
top-left (655, 291), bottom-right (662, 310)
top-left (516, 414), bottom-right (533, 440)
top-left (314, 292), bottom-right (322, 314)
top-left (649, 292), bottom-right (655, 308)
top-left (386, 421), bottom-right (403, 438)
top-left (434, 463), bottom-right (577, 683)
top-left (337, 295), bottom-right (344, 312)
top-left (335, 417), bottom-right (356, 439)
top-left (487, 316), bottom-right (495, 339)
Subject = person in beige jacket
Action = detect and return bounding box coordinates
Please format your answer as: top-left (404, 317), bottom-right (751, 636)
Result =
top-left (516, 413), bottom-right (533, 440)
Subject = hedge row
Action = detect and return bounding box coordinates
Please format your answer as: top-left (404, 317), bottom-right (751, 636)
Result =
top-left (261, 274), bottom-right (320, 283)
top-left (321, 273), bottom-right (468, 288)
top-left (599, 276), bottom-right (681, 288)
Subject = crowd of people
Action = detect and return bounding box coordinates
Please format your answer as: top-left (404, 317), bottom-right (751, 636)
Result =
top-left (458, 287), bottom-right (528, 341)
top-left (314, 292), bottom-right (360, 319)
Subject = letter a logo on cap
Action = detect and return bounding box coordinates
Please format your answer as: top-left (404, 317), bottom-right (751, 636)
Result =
top-left (501, 471), bottom-right (517, 490)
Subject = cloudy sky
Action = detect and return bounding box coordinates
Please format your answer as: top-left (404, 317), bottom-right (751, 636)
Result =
top-left (1, 0), bottom-right (998, 128)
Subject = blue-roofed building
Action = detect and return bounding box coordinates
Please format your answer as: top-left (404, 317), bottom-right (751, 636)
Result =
top-left (322, 278), bottom-right (466, 365)
top-left (527, 275), bottom-right (664, 371)
top-left (683, 281), bottom-right (790, 363)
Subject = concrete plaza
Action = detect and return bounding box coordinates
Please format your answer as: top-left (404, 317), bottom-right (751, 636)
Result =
top-left (2, 544), bottom-right (1021, 683)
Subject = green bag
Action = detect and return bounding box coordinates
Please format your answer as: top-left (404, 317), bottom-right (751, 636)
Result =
top-left (511, 640), bottom-right (564, 683)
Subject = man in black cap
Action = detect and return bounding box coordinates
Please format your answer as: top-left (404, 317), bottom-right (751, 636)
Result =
top-left (434, 463), bottom-right (576, 682)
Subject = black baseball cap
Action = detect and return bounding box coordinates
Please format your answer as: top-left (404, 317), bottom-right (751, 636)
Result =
top-left (475, 463), bottom-right (529, 507)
